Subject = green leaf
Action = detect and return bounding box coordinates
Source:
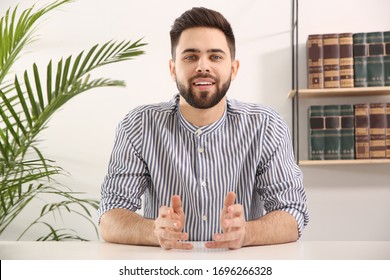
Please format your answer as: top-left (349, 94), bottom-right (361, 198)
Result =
top-left (14, 75), bottom-right (32, 127)
top-left (1, 0), bottom-right (146, 242)
top-left (33, 63), bottom-right (44, 111)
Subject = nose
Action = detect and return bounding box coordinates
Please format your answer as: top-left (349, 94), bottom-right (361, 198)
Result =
top-left (196, 58), bottom-right (210, 73)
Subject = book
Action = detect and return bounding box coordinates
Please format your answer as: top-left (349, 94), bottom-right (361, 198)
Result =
top-left (354, 104), bottom-right (370, 159)
top-left (366, 31), bottom-right (385, 87)
top-left (387, 103), bottom-right (390, 159)
top-left (384, 31), bottom-right (390, 86)
top-left (308, 105), bottom-right (325, 160)
top-left (324, 105), bottom-right (341, 159)
top-left (307, 34), bottom-right (324, 89)
top-left (353, 33), bottom-right (368, 87)
top-left (323, 33), bottom-right (340, 88)
top-left (340, 104), bottom-right (355, 159)
top-left (339, 33), bottom-right (354, 88)
top-left (369, 103), bottom-right (387, 159)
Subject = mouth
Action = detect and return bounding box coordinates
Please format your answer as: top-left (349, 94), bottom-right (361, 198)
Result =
top-left (192, 78), bottom-right (215, 90)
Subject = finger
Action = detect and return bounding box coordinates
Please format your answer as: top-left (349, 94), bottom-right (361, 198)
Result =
top-left (213, 231), bottom-right (243, 242)
top-left (154, 217), bottom-right (181, 229)
top-left (155, 228), bottom-right (188, 241)
top-left (161, 241), bottom-right (193, 250)
top-left (222, 216), bottom-right (245, 228)
top-left (225, 204), bottom-right (244, 217)
top-left (204, 240), bottom-right (230, 249)
top-left (174, 242), bottom-right (193, 250)
top-left (171, 195), bottom-right (183, 215)
top-left (159, 206), bottom-right (171, 217)
top-left (224, 192), bottom-right (236, 209)
top-left (205, 241), bottom-right (241, 250)
top-left (222, 192), bottom-right (236, 218)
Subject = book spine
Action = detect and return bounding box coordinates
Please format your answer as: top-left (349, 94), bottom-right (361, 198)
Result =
top-left (324, 105), bottom-right (341, 160)
top-left (339, 33), bottom-right (354, 88)
top-left (353, 33), bottom-right (368, 87)
top-left (308, 105), bottom-right (325, 160)
top-left (387, 103), bottom-right (390, 159)
top-left (369, 103), bottom-right (387, 159)
top-left (366, 31), bottom-right (385, 87)
top-left (354, 104), bottom-right (370, 159)
top-left (307, 34), bottom-right (324, 89)
top-left (384, 31), bottom-right (390, 86)
top-left (340, 104), bottom-right (355, 159)
top-left (323, 34), bottom-right (340, 88)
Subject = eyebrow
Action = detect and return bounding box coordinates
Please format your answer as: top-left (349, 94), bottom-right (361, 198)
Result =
top-left (181, 48), bottom-right (227, 55)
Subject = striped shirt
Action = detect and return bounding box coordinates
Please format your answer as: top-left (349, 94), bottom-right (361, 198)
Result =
top-left (98, 94), bottom-right (309, 241)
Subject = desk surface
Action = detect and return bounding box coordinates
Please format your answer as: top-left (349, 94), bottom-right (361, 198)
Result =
top-left (1, 241), bottom-right (389, 260)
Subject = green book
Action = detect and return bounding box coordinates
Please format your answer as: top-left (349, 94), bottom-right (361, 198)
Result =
top-left (340, 104), bottom-right (355, 159)
top-left (353, 33), bottom-right (368, 87)
top-left (308, 105), bottom-right (325, 160)
top-left (384, 31), bottom-right (390, 86)
top-left (366, 31), bottom-right (385, 87)
top-left (324, 105), bottom-right (341, 160)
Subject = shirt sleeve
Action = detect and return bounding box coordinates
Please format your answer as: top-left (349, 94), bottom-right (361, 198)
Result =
top-left (256, 113), bottom-right (309, 237)
top-left (97, 110), bottom-right (150, 220)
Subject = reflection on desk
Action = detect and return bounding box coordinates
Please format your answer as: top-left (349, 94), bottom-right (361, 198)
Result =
top-left (0, 241), bottom-right (389, 260)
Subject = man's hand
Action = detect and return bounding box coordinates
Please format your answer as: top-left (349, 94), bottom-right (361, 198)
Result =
top-left (154, 195), bottom-right (193, 250)
top-left (205, 192), bottom-right (246, 249)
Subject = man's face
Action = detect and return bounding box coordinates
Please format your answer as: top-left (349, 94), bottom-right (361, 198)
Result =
top-left (169, 27), bottom-right (239, 109)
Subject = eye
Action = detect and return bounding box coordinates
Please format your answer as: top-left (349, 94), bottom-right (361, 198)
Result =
top-left (184, 55), bottom-right (197, 61)
top-left (210, 55), bottom-right (223, 61)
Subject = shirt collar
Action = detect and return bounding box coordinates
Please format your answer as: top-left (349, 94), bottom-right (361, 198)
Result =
top-left (174, 94), bottom-right (227, 136)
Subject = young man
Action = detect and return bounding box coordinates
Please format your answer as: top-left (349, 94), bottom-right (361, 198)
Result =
top-left (98, 7), bottom-right (309, 250)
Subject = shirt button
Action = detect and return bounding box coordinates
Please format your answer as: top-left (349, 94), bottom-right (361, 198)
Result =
top-left (195, 128), bottom-right (202, 136)
top-left (198, 146), bottom-right (204, 153)
top-left (201, 181), bottom-right (207, 187)
top-left (202, 215), bottom-right (207, 221)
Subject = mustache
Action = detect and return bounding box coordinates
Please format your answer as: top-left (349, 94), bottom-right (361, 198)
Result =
top-left (190, 73), bottom-right (218, 83)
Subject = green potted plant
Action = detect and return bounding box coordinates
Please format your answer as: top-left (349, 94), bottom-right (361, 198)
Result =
top-left (0, 0), bottom-right (146, 240)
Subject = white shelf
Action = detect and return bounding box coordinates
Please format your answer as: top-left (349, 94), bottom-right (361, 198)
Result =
top-left (288, 86), bottom-right (390, 98)
top-left (299, 159), bottom-right (390, 166)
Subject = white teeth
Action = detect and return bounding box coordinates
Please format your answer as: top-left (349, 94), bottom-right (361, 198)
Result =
top-left (195, 82), bottom-right (212, 85)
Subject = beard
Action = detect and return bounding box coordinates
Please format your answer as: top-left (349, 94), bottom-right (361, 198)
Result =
top-left (176, 73), bottom-right (231, 109)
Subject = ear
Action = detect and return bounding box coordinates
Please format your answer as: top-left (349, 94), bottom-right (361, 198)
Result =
top-left (230, 59), bottom-right (240, 81)
top-left (169, 59), bottom-right (176, 81)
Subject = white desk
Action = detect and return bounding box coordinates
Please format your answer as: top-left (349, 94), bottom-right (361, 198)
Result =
top-left (0, 241), bottom-right (389, 260)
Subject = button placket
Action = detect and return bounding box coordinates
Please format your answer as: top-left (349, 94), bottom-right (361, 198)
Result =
top-left (196, 130), bottom-right (208, 226)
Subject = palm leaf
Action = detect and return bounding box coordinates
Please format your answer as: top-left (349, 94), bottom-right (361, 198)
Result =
top-left (0, 0), bottom-right (74, 83)
top-left (1, 39), bottom-right (146, 165)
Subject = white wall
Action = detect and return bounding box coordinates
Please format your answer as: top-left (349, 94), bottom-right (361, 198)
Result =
top-left (0, 0), bottom-right (389, 241)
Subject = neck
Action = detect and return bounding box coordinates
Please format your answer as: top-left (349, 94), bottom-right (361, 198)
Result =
top-left (179, 97), bottom-right (226, 127)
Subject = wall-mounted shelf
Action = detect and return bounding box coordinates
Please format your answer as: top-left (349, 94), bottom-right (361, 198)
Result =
top-left (289, 87), bottom-right (390, 166)
top-left (288, 86), bottom-right (390, 99)
top-left (299, 159), bottom-right (390, 166)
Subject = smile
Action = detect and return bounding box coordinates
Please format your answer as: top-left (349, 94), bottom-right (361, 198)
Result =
top-left (194, 82), bottom-right (214, 86)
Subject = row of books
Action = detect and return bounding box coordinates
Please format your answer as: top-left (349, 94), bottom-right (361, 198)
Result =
top-left (307, 31), bottom-right (390, 89)
top-left (308, 103), bottom-right (390, 160)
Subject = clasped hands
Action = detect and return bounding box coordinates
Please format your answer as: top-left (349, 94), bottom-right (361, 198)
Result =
top-left (154, 192), bottom-right (245, 250)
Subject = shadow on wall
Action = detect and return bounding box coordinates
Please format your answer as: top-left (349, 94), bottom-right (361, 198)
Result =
top-left (258, 46), bottom-right (293, 123)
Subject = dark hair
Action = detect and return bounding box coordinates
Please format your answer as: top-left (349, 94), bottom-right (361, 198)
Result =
top-left (170, 7), bottom-right (236, 59)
